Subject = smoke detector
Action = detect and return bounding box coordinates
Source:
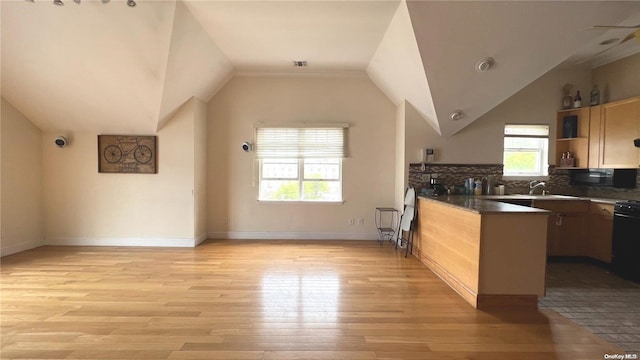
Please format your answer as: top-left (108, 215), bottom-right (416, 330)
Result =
top-left (293, 60), bottom-right (308, 67)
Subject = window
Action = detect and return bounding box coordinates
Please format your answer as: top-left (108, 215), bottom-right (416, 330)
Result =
top-left (256, 126), bottom-right (346, 202)
top-left (503, 124), bottom-right (549, 176)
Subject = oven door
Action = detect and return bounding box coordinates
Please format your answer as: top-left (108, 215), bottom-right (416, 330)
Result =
top-left (612, 212), bottom-right (640, 282)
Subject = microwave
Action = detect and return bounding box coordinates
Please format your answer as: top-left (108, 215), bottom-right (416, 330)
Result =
top-left (570, 168), bottom-right (637, 188)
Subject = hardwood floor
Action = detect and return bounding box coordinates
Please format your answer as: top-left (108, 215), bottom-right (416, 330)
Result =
top-left (0, 240), bottom-right (622, 359)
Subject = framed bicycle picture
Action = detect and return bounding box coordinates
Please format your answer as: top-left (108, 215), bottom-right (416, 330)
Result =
top-left (98, 135), bottom-right (157, 174)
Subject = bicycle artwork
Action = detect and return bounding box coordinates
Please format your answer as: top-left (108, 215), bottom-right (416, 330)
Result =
top-left (98, 135), bottom-right (157, 174)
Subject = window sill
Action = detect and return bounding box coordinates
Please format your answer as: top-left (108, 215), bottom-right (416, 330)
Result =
top-left (257, 200), bottom-right (345, 205)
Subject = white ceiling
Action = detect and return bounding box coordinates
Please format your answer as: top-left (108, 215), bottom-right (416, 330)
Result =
top-left (2, 0), bottom-right (640, 136)
top-left (182, 0), bottom-right (400, 71)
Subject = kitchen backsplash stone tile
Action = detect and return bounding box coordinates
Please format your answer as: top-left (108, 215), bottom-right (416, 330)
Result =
top-left (408, 163), bottom-right (640, 200)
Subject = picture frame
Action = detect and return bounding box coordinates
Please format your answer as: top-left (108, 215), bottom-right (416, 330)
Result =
top-left (98, 135), bottom-right (157, 174)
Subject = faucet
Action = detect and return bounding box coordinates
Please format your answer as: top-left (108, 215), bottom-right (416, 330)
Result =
top-left (529, 180), bottom-right (546, 195)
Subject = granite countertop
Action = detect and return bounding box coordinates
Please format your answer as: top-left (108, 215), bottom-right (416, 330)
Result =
top-left (482, 194), bottom-right (579, 201)
top-left (418, 195), bottom-right (550, 215)
top-left (484, 194), bottom-right (621, 205)
top-left (418, 194), bottom-right (623, 214)
top-left (587, 198), bottom-right (619, 205)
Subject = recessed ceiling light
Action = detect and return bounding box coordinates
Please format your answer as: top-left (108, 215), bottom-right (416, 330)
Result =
top-left (449, 111), bottom-right (464, 121)
top-left (599, 38), bottom-right (619, 45)
top-left (476, 57), bottom-right (494, 72)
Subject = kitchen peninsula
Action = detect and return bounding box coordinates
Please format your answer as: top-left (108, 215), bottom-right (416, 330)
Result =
top-left (415, 196), bottom-right (549, 310)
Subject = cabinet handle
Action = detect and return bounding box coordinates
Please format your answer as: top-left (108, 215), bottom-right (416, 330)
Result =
top-left (556, 214), bottom-right (563, 226)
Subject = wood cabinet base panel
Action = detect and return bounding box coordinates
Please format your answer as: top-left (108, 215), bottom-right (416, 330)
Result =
top-left (476, 295), bottom-right (539, 310)
top-left (414, 247), bottom-right (478, 308)
top-left (414, 248), bottom-right (539, 310)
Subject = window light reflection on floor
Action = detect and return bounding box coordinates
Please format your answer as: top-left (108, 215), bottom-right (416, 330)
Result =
top-left (261, 274), bottom-right (340, 323)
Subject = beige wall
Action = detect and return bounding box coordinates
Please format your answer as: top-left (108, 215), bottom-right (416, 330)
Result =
top-left (400, 54), bottom-right (639, 169)
top-left (592, 52), bottom-right (640, 103)
top-left (194, 97), bottom-right (208, 244)
top-left (42, 101), bottom-right (199, 246)
top-left (1, 98), bottom-right (44, 256)
top-left (394, 102), bottom-right (406, 212)
top-left (402, 65), bottom-right (592, 166)
top-left (207, 75), bottom-right (396, 239)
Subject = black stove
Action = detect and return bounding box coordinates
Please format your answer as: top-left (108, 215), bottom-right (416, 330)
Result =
top-left (612, 200), bottom-right (640, 283)
top-left (614, 199), bottom-right (640, 215)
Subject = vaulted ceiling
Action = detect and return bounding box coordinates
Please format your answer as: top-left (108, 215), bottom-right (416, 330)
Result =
top-left (2, 0), bottom-right (640, 136)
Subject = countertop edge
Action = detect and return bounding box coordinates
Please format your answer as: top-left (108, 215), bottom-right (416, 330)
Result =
top-left (418, 196), bottom-right (550, 215)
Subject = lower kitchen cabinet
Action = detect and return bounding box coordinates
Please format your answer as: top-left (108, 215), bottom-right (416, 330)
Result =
top-left (534, 200), bottom-right (589, 257)
top-left (587, 202), bottom-right (614, 263)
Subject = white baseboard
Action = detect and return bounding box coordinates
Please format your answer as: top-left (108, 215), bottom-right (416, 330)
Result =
top-left (5, 232), bottom-right (379, 253)
top-left (0, 240), bottom-right (42, 257)
top-left (195, 232), bottom-right (208, 246)
top-left (207, 231), bottom-right (378, 240)
top-left (45, 237), bottom-right (197, 248)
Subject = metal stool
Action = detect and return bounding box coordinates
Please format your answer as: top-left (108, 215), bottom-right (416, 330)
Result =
top-left (375, 207), bottom-right (398, 245)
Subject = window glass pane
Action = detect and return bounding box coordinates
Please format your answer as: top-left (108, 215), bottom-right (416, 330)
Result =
top-left (259, 158), bottom-right (343, 202)
top-left (503, 135), bottom-right (548, 176)
top-left (302, 181), bottom-right (341, 201)
top-left (260, 180), bottom-right (300, 200)
top-left (303, 159), bottom-right (340, 180)
top-left (262, 159), bottom-right (298, 179)
top-left (504, 137), bottom-right (543, 150)
top-left (504, 151), bottom-right (541, 173)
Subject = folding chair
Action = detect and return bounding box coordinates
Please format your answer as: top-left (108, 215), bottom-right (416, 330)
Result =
top-left (395, 187), bottom-right (417, 258)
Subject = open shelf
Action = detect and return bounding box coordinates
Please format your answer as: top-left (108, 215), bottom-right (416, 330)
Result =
top-left (555, 108), bottom-right (591, 169)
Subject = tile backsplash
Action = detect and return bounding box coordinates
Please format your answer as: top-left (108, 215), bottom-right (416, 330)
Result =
top-left (408, 163), bottom-right (640, 201)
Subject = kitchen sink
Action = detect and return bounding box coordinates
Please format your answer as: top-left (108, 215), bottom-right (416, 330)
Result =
top-left (490, 194), bottom-right (578, 207)
top-left (506, 194), bottom-right (577, 199)
top-left (497, 199), bottom-right (533, 207)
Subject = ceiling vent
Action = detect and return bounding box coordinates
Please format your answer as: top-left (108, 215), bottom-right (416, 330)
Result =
top-left (293, 60), bottom-right (308, 67)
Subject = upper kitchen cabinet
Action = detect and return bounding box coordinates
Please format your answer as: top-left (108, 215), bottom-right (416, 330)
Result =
top-left (555, 107), bottom-right (590, 169)
top-left (588, 105), bottom-right (602, 168)
top-left (598, 96), bottom-right (640, 169)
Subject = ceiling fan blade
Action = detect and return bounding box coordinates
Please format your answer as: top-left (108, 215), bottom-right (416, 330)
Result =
top-left (620, 29), bottom-right (640, 44)
top-left (574, 29), bottom-right (640, 65)
top-left (587, 24), bottom-right (640, 30)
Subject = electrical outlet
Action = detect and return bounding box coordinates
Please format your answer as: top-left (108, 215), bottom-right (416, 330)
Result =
top-left (348, 218), bottom-right (355, 225)
top-left (357, 218), bottom-right (364, 225)
top-left (422, 174), bottom-right (430, 182)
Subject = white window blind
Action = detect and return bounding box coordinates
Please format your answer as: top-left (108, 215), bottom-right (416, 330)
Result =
top-left (504, 124), bottom-right (549, 138)
top-left (255, 126), bottom-right (346, 159)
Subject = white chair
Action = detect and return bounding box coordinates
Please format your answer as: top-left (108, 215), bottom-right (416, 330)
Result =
top-left (395, 187), bottom-right (416, 258)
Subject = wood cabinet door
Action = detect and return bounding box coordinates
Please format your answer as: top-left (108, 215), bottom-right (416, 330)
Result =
top-left (600, 97), bottom-right (640, 168)
top-left (587, 203), bottom-right (614, 263)
top-left (555, 214), bottom-right (587, 256)
top-left (546, 213), bottom-right (559, 256)
top-left (588, 214), bottom-right (613, 263)
top-left (588, 105), bottom-right (602, 168)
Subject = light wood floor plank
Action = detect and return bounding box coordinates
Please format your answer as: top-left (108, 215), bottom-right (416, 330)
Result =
top-left (0, 240), bottom-right (622, 359)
